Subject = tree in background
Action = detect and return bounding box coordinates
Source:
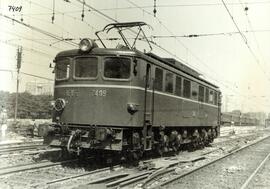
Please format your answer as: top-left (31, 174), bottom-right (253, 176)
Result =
top-left (0, 91), bottom-right (53, 119)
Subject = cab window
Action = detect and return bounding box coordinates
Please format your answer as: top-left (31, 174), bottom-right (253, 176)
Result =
top-left (75, 57), bottom-right (98, 78)
top-left (56, 58), bottom-right (70, 80)
top-left (104, 57), bottom-right (131, 79)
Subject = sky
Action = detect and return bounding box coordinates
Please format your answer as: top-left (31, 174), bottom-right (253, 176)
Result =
top-left (0, 0), bottom-right (270, 113)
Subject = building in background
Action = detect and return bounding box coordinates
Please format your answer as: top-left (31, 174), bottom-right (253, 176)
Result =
top-left (25, 81), bottom-right (53, 95)
top-left (223, 110), bottom-right (266, 126)
top-left (245, 112), bottom-right (267, 125)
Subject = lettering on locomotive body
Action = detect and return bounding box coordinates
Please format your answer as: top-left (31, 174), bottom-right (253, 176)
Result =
top-left (65, 89), bottom-right (79, 97)
top-left (91, 89), bottom-right (107, 97)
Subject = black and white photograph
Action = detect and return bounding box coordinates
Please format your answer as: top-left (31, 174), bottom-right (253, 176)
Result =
top-left (0, 0), bottom-right (270, 188)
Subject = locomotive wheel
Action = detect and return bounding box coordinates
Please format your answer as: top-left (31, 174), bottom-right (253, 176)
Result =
top-left (156, 145), bottom-right (166, 157)
top-left (120, 150), bottom-right (142, 165)
top-left (187, 143), bottom-right (194, 152)
top-left (157, 145), bottom-right (163, 156)
top-left (198, 137), bottom-right (204, 149)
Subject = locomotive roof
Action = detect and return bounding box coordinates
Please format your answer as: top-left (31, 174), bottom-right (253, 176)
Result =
top-left (55, 47), bottom-right (219, 89)
top-left (146, 53), bottom-right (201, 78)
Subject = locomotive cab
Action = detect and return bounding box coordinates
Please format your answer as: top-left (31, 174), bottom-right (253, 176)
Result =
top-left (48, 38), bottom-right (148, 154)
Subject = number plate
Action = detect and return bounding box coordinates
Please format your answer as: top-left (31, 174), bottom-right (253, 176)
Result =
top-left (91, 89), bottom-right (107, 97)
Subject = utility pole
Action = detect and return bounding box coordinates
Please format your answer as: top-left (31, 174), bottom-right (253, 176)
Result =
top-left (14, 46), bottom-right (22, 121)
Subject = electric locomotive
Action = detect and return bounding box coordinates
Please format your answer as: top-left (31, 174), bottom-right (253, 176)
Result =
top-left (47, 22), bottom-right (221, 157)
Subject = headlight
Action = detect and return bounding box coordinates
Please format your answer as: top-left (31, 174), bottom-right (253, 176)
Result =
top-left (79, 38), bottom-right (95, 52)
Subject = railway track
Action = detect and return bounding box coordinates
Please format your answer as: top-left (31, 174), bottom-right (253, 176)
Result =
top-left (0, 161), bottom-right (127, 189)
top-left (31, 164), bottom-right (122, 188)
top-left (0, 129), bottom-right (268, 189)
top-left (0, 140), bottom-right (43, 147)
top-left (143, 135), bottom-right (270, 189)
top-left (0, 144), bottom-right (47, 155)
top-left (0, 156), bottom-right (109, 188)
top-left (0, 159), bottom-right (78, 176)
top-left (240, 150), bottom-right (270, 189)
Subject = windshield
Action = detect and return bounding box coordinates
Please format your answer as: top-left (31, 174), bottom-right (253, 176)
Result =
top-left (104, 57), bottom-right (131, 79)
top-left (56, 58), bottom-right (70, 80)
top-left (75, 57), bottom-right (98, 79)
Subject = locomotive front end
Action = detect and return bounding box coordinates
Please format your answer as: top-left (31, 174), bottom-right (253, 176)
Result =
top-left (46, 39), bottom-right (141, 154)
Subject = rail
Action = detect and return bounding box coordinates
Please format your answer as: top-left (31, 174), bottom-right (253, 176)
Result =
top-left (240, 151), bottom-right (270, 189)
top-left (144, 135), bottom-right (270, 188)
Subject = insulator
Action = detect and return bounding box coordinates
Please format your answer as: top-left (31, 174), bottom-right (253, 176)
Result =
top-left (81, 13), bottom-right (84, 21)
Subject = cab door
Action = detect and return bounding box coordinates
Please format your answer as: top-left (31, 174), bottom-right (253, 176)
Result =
top-left (198, 85), bottom-right (206, 126)
top-left (142, 63), bottom-right (154, 150)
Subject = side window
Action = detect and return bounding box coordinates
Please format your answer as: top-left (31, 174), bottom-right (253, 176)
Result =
top-left (165, 72), bottom-right (173, 93)
top-left (175, 76), bottom-right (182, 96)
top-left (56, 58), bottom-right (70, 80)
top-left (209, 90), bottom-right (214, 104)
top-left (104, 57), bottom-right (131, 79)
top-left (154, 68), bottom-right (163, 91)
top-left (191, 82), bottom-right (198, 100)
top-left (205, 88), bottom-right (209, 103)
top-left (199, 85), bottom-right (205, 102)
top-left (183, 79), bottom-right (191, 98)
top-left (214, 92), bottom-right (218, 105)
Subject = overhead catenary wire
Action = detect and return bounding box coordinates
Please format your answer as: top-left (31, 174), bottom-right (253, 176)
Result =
top-left (151, 30), bottom-right (270, 38)
top-left (74, 2), bottom-right (239, 103)
top-left (21, 13), bottom-right (78, 39)
top-left (0, 29), bottom-right (65, 51)
top-left (72, 0), bottom-right (246, 97)
top-left (238, 0), bottom-right (270, 76)
top-left (125, 0), bottom-right (270, 111)
top-left (221, 0), bottom-right (270, 82)
top-left (221, 0), bottom-right (248, 44)
top-left (23, 0), bottom-right (98, 31)
top-left (73, 0), bottom-right (192, 67)
top-left (125, 0), bottom-right (268, 93)
top-left (1, 1), bottom-right (267, 111)
top-left (20, 0), bottom-right (96, 42)
top-left (74, 0), bottom-right (200, 73)
top-left (20, 72), bottom-right (53, 81)
top-left (0, 0), bottom-right (99, 89)
top-left (0, 13), bottom-right (78, 47)
top-left (97, 1), bottom-right (270, 11)
top-left (125, 0), bottom-right (243, 95)
top-left (0, 39), bottom-right (53, 58)
top-left (0, 69), bottom-right (53, 81)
